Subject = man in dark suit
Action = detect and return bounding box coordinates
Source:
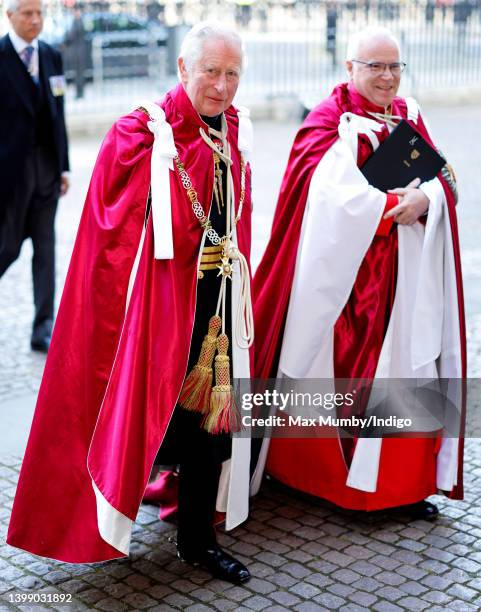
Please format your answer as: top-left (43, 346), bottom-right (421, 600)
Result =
top-left (0, 0), bottom-right (70, 352)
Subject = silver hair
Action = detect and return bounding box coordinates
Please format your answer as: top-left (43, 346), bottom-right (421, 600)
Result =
top-left (5, 0), bottom-right (20, 11)
top-left (179, 21), bottom-right (246, 74)
top-left (346, 26), bottom-right (401, 60)
top-left (6, 0), bottom-right (43, 11)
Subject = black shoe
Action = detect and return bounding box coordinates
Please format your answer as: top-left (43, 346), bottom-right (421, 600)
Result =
top-left (31, 320), bottom-right (53, 353)
top-left (30, 335), bottom-right (50, 353)
top-left (404, 500), bottom-right (439, 521)
top-left (178, 544), bottom-right (250, 584)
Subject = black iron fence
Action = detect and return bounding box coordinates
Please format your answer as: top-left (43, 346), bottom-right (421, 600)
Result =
top-left (1, 0), bottom-right (480, 117)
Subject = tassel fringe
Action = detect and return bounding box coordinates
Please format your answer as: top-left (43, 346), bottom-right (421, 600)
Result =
top-left (179, 315), bottom-right (221, 413)
top-left (202, 334), bottom-right (240, 434)
top-left (203, 383), bottom-right (241, 434)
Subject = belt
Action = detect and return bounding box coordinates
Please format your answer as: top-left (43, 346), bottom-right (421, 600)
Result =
top-left (198, 245), bottom-right (222, 279)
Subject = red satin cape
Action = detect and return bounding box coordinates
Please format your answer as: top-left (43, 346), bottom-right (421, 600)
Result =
top-left (7, 84), bottom-right (252, 562)
top-left (254, 83), bottom-right (466, 509)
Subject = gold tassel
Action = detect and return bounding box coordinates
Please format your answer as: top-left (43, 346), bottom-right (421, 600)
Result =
top-left (202, 334), bottom-right (241, 434)
top-left (179, 315), bottom-right (221, 413)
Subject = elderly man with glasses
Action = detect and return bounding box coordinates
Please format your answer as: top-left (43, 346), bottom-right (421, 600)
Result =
top-left (254, 26), bottom-right (465, 519)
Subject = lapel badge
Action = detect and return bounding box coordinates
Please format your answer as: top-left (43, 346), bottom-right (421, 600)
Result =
top-left (48, 75), bottom-right (66, 97)
top-left (411, 149), bottom-right (420, 160)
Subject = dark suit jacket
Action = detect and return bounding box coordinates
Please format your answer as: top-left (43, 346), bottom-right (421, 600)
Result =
top-left (0, 34), bottom-right (69, 208)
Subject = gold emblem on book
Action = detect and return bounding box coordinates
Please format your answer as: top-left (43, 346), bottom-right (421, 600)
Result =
top-left (411, 149), bottom-right (420, 160)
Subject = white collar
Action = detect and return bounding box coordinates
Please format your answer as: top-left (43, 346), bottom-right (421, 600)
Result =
top-left (8, 29), bottom-right (39, 55)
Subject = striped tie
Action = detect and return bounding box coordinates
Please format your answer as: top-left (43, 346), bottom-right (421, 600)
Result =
top-left (20, 45), bottom-right (38, 84)
top-left (20, 45), bottom-right (34, 70)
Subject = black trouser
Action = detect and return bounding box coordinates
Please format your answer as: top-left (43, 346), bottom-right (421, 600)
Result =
top-left (0, 147), bottom-right (59, 334)
top-left (158, 408), bottom-right (230, 553)
top-left (156, 265), bottom-right (232, 554)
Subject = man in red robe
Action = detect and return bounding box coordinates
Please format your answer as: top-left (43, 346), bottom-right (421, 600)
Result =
top-left (253, 26), bottom-right (465, 518)
top-left (8, 22), bottom-right (255, 584)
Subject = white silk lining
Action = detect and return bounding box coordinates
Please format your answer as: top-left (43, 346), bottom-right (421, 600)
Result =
top-left (237, 105), bottom-right (254, 162)
top-left (215, 106), bottom-right (254, 529)
top-left (279, 137), bottom-right (387, 378)
top-left (141, 101), bottom-right (176, 260)
top-left (347, 183), bottom-right (460, 492)
top-left (92, 480), bottom-right (132, 555)
top-left (216, 219), bottom-right (252, 531)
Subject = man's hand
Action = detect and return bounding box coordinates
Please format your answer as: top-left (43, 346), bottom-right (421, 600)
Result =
top-left (60, 174), bottom-right (70, 197)
top-left (384, 177), bottom-right (429, 226)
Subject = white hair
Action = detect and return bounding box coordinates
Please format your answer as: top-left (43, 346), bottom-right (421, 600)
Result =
top-left (346, 26), bottom-right (401, 60)
top-left (5, 0), bottom-right (20, 11)
top-left (179, 21), bottom-right (246, 74)
top-left (6, 0), bottom-right (43, 11)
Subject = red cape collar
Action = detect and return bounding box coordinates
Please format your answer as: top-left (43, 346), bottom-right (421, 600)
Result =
top-left (167, 82), bottom-right (238, 132)
top-left (346, 81), bottom-right (390, 115)
top-left (326, 81), bottom-right (404, 121)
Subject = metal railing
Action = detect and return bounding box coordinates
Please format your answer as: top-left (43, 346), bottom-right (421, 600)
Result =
top-left (235, 0), bottom-right (481, 102)
top-left (1, 0), bottom-right (480, 118)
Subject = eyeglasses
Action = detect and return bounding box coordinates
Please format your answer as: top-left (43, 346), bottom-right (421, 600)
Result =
top-left (351, 60), bottom-right (407, 75)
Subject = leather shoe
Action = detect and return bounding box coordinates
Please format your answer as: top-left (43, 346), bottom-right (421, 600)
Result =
top-left (31, 320), bottom-right (53, 353)
top-left (30, 335), bottom-right (50, 353)
top-left (178, 544), bottom-right (250, 584)
top-left (404, 500), bottom-right (439, 521)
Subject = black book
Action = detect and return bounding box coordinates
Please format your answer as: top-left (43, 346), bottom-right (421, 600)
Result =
top-left (360, 120), bottom-right (446, 192)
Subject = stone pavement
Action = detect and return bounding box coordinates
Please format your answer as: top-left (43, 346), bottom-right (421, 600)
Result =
top-left (0, 443), bottom-right (481, 612)
top-left (1, 108), bottom-right (481, 610)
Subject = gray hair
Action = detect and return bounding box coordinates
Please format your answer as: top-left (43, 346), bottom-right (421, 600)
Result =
top-left (179, 21), bottom-right (246, 74)
top-left (6, 0), bottom-right (43, 11)
top-left (5, 0), bottom-right (20, 11)
top-left (346, 26), bottom-right (401, 60)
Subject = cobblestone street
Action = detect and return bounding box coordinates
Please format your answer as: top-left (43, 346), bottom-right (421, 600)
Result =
top-left (0, 442), bottom-right (481, 612)
top-left (1, 107), bottom-right (480, 610)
